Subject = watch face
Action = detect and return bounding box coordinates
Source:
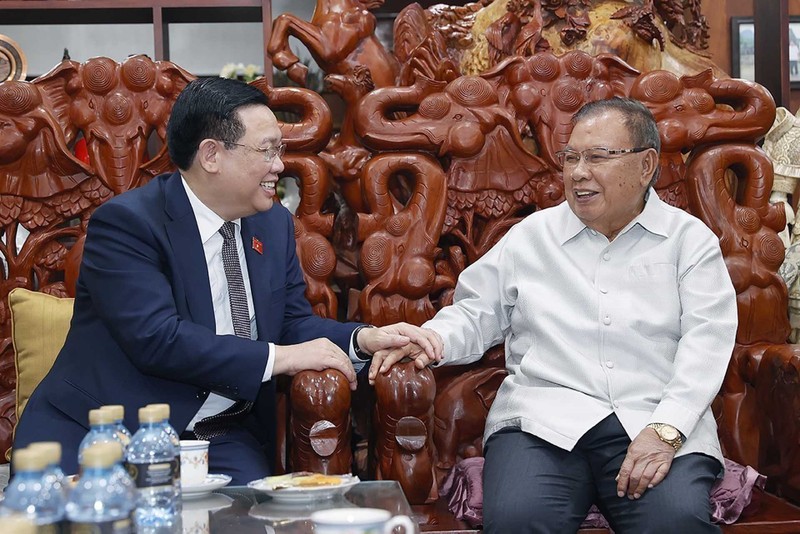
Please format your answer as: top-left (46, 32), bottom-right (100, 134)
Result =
top-left (660, 426), bottom-right (679, 441)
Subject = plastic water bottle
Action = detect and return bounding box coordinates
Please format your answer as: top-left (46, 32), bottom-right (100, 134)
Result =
top-left (101, 404), bottom-right (132, 448)
top-left (126, 406), bottom-right (179, 533)
top-left (66, 442), bottom-right (134, 533)
top-left (103, 436), bottom-right (137, 502)
top-left (3, 447), bottom-right (64, 532)
top-left (78, 408), bottom-right (125, 465)
top-left (147, 404), bottom-right (182, 509)
top-left (26, 442), bottom-right (67, 512)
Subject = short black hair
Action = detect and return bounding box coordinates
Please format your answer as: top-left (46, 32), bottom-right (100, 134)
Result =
top-left (572, 97), bottom-right (661, 155)
top-left (167, 77), bottom-right (269, 170)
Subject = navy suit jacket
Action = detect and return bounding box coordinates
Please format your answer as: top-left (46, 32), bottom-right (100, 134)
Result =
top-left (14, 172), bottom-right (358, 474)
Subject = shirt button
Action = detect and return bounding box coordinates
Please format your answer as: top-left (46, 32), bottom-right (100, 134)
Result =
top-left (603, 252), bottom-right (611, 261)
top-left (599, 287), bottom-right (608, 294)
top-left (606, 360), bottom-right (614, 369)
top-left (603, 315), bottom-right (611, 325)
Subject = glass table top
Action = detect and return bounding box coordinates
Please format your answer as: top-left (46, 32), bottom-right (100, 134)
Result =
top-left (183, 480), bottom-right (418, 533)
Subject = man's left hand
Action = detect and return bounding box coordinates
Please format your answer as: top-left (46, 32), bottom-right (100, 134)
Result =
top-left (616, 427), bottom-right (676, 500)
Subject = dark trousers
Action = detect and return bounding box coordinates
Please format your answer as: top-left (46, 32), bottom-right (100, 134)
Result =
top-left (483, 415), bottom-right (720, 534)
top-left (182, 424), bottom-right (270, 486)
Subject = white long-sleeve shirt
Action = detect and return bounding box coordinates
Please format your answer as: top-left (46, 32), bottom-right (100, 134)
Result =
top-left (425, 190), bottom-right (737, 467)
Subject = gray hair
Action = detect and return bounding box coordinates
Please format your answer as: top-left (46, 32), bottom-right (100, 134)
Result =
top-left (572, 97), bottom-right (661, 188)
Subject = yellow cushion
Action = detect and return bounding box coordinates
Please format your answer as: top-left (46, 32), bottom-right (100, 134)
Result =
top-left (9, 288), bottom-right (73, 439)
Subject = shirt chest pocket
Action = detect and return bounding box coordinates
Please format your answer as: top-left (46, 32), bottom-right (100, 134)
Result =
top-left (624, 263), bottom-right (681, 334)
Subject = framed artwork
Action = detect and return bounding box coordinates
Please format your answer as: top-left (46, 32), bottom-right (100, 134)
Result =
top-left (731, 16), bottom-right (800, 87)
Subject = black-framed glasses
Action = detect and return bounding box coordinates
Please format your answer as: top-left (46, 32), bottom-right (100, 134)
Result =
top-left (555, 147), bottom-right (651, 167)
top-left (229, 142), bottom-right (286, 162)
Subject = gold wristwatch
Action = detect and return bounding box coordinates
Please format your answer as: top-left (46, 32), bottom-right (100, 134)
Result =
top-left (646, 423), bottom-right (684, 452)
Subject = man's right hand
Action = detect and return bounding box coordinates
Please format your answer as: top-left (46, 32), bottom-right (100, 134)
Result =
top-left (368, 328), bottom-right (443, 385)
top-left (273, 338), bottom-right (358, 390)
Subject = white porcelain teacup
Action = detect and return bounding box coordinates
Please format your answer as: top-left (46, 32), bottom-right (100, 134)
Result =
top-left (310, 507), bottom-right (415, 534)
top-left (180, 439), bottom-right (209, 487)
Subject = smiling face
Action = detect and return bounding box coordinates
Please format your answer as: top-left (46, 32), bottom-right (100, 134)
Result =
top-left (202, 104), bottom-right (285, 220)
top-left (563, 109), bottom-right (657, 240)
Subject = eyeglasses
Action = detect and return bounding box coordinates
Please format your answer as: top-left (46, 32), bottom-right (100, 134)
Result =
top-left (555, 147), bottom-right (651, 167)
top-left (229, 142), bottom-right (286, 162)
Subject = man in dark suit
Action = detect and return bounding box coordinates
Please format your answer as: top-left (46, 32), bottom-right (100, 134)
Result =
top-left (13, 77), bottom-right (438, 483)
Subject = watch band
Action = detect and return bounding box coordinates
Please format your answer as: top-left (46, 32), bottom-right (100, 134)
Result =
top-left (352, 324), bottom-right (375, 360)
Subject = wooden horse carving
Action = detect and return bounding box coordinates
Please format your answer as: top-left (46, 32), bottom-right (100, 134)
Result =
top-left (267, 0), bottom-right (399, 89)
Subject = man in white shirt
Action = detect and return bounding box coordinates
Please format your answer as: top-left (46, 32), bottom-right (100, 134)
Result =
top-left (14, 77), bottom-right (438, 483)
top-left (371, 97), bottom-right (737, 532)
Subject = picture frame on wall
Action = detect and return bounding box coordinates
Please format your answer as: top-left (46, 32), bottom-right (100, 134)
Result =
top-left (731, 16), bottom-right (800, 87)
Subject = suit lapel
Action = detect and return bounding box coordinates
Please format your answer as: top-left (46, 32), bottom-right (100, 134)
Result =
top-left (241, 216), bottom-right (272, 341)
top-left (163, 172), bottom-right (216, 331)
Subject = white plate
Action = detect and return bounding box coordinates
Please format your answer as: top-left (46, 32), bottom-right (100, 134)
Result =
top-left (247, 474), bottom-right (360, 503)
top-left (181, 474), bottom-right (232, 499)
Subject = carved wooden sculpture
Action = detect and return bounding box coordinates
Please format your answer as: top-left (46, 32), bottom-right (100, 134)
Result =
top-left (262, 1), bottom-right (800, 509)
top-left (631, 70), bottom-right (778, 209)
top-left (320, 0), bottom-right (784, 500)
top-left (0, 55), bottom-right (193, 456)
top-left (267, 0), bottom-right (399, 89)
top-left (0, 59), bottom-right (353, 475)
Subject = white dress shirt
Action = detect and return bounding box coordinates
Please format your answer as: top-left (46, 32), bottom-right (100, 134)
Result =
top-left (180, 177), bottom-right (365, 431)
top-left (425, 190), bottom-right (737, 468)
top-left (182, 178), bottom-right (272, 430)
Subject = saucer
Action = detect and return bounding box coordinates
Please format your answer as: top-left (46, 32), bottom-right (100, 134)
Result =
top-left (181, 474), bottom-right (232, 499)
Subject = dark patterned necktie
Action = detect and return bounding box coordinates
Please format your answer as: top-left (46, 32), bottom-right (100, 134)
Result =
top-left (193, 222), bottom-right (254, 440)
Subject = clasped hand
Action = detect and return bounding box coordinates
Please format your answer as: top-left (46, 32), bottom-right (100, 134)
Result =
top-left (272, 323), bottom-right (441, 390)
top-left (616, 427), bottom-right (677, 500)
top-left (367, 327), bottom-right (444, 385)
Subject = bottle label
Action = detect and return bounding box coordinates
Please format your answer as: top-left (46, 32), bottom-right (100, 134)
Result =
top-left (70, 518), bottom-right (132, 534)
top-left (125, 460), bottom-right (175, 488)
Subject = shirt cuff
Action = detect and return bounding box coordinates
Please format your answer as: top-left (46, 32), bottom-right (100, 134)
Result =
top-left (262, 342), bottom-right (276, 382)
